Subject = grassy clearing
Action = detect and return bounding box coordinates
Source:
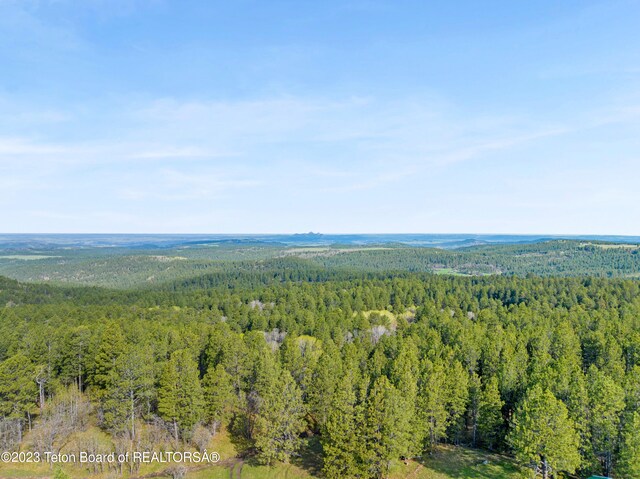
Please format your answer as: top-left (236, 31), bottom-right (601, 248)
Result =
top-left (432, 267), bottom-right (474, 276)
top-left (0, 431), bottom-right (529, 479)
top-left (392, 445), bottom-right (530, 479)
top-left (180, 444), bottom-right (529, 479)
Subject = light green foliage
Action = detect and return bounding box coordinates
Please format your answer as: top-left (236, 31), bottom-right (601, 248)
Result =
top-left (507, 385), bottom-right (580, 478)
top-left (52, 466), bottom-right (70, 479)
top-left (280, 335), bottom-right (322, 398)
top-left (616, 411), bottom-right (640, 478)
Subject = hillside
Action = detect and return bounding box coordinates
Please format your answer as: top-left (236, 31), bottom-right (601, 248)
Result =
top-left (1, 239), bottom-right (639, 288)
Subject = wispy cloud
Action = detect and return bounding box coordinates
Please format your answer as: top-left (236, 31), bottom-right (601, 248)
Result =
top-left (2, 89), bottom-right (640, 232)
top-left (116, 167), bottom-right (263, 202)
top-left (0, 137), bottom-right (73, 156)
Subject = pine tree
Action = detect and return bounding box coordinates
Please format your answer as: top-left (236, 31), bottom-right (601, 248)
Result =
top-left (389, 338), bottom-right (420, 458)
top-left (478, 375), bottom-right (504, 450)
top-left (0, 353), bottom-right (38, 436)
top-left (360, 375), bottom-right (404, 479)
top-left (616, 411), bottom-right (640, 478)
top-left (468, 372), bottom-right (482, 447)
top-left (308, 342), bottom-right (342, 430)
top-left (586, 365), bottom-right (625, 477)
top-left (217, 330), bottom-right (249, 398)
top-left (59, 325), bottom-right (91, 391)
top-left (507, 385), bottom-right (580, 479)
top-left (202, 363), bottom-right (235, 434)
top-left (157, 349), bottom-right (204, 441)
top-left (550, 320), bottom-right (582, 401)
top-left (445, 359), bottom-right (469, 444)
top-left (321, 372), bottom-right (363, 479)
top-left (89, 322), bottom-right (126, 394)
top-left (102, 346), bottom-right (154, 438)
top-left (253, 368), bottom-right (305, 465)
top-left (418, 358), bottom-right (449, 451)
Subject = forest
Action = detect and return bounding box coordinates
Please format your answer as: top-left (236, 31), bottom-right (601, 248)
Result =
top-left (1, 244), bottom-right (640, 478)
top-left (1, 239), bottom-right (640, 289)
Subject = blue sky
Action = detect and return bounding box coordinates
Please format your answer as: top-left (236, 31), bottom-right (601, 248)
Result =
top-left (1, 0), bottom-right (639, 234)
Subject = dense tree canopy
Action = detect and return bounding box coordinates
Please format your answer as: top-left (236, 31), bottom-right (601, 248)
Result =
top-left (1, 259), bottom-right (640, 478)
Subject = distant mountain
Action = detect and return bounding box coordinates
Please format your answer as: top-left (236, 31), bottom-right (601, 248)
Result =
top-left (0, 233), bottom-right (639, 251)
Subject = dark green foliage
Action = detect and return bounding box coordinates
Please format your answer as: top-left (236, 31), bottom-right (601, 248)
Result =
top-left (477, 375), bottom-right (504, 450)
top-left (321, 372), bottom-right (362, 479)
top-left (202, 363), bottom-right (235, 432)
top-left (0, 353), bottom-right (37, 426)
top-left (360, 375), bottom-right (405, 479)
top-left (253, 367), bottom-right (306, 465)
top-left (157, 349), bottom-right (204, 441)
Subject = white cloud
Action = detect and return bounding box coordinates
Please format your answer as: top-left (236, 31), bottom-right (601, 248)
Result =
top-left (0, 137), bottom-right (72, 156)
top-left (2, 91), bottom-right (639, 233)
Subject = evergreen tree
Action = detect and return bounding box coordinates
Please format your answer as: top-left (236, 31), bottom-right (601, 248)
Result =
top-left (253, 368), bottom-right (305, 465)
top-left (308, 342), bottom-right (342, 430)
top-left (478, 375), bottom-right (504, 450)
top-left (507, 385), bottom-right (580, 479)
top-left (202, 363), bottom-right (235, 434)
top-left (89, 322), bottom-right (126, 393)
top-left (58, 325), bottom-right (91, 391)
top-left (157, 349), bottom-right (204, 441)
top-left (616, 411), bottom-right (640, 479)
top-left (0, 353), bottom-right (37, 436)
top-left (418, 358), bottom-right (449, 450)
top-left (389, 338), bottom-right (420, 458)
top-left (586, 365), bottom-right (625, 477)
top-left (102, 346), bottom-right (154, 438)
top-left (445, 359), bottom-right (469, 444)
top-left (321, 372), bottom-right (363, 479)
top-left (468, 372), bottom-right (482, 447)
top-left (360, 375), bottom-right (404, 479)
